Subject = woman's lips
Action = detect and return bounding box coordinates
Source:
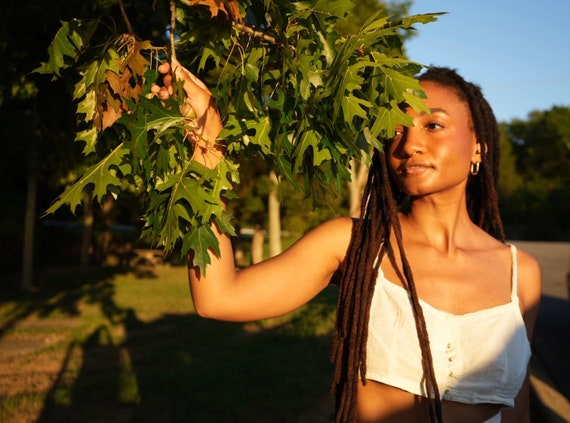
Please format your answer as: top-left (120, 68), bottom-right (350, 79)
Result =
top-left (399, 161), bottom-right (433, 175)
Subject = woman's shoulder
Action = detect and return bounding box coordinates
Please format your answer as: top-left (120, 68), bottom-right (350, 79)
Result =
top-left (513, 245), bottom-right (542, 294)
top-left (307, 216), bottom-right (354, 249)
top-left (508, 244), bottom-right (541, 285)
top-left (509, 244), bottom-right (542, 331)
top-left (485, 238), bottom-right (541, 294)
top-left (324, 215), bottom-right (355, 231)
top-left (290, 216), bottom-right (354, 263)
top-left (307, 215), bottom-right (354, 236)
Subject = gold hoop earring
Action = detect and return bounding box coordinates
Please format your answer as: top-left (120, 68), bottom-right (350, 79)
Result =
top-left (470, 162), bottom-right (480, 176)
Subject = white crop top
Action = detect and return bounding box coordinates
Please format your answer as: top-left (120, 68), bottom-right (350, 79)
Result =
top-left (365, 244), bottom-right (531, 408)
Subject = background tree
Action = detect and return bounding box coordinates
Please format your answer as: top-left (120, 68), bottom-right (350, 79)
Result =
top-left (500, 106), bottom-right (570, 240)
top-left (0, 1), bottom-right (87, 288)
top-left (0, 0), bottom-right (174, 287)
top-left (497, 123), bottom-right (523, 199)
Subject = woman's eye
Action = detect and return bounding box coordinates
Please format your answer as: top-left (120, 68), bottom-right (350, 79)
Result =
top-left (426, 122), bottom-right (443, 130)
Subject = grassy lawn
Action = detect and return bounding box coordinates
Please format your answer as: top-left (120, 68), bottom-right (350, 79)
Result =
top-left (0, 264), bottom-right (338, 423)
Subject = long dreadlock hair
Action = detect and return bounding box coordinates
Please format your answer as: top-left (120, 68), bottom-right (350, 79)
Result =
top-left (331, 67), bottom-right (505, 422)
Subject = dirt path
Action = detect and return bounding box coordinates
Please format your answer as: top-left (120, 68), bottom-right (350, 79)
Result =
top-left (0, 318), bottom-right (79, 422)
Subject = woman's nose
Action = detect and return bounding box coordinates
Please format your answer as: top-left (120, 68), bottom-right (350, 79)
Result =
top-left (392, 127), bottom-right (425, 159)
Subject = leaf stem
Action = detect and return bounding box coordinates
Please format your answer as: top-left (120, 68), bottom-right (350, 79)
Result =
top-left (170, 0), bottom-right (177, 61)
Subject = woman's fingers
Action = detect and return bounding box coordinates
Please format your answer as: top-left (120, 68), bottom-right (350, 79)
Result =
top-left (170, 60), bottom-right (213, 119)
top-left (152, 59), bottom-right (223, 146)
top-left (158, 86), bottom-right (170, 100)
top-left (157, 62), bottom-right (171, 75)
top-left (171, 58), bottom-right (210, 92)
top-left (155, 59), bottom-right (212, 113)
top-left (150, 84), bottom-right (161, 95)
top-left (169, 59), bottom-right (223, 142)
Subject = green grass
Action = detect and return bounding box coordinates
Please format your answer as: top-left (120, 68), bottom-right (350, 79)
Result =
top-left (0, 264), bottom-right (338, 423)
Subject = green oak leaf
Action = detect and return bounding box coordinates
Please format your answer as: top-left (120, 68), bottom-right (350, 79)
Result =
top-left (44, 143), bottom-right (131, 215)
top-left (182, 224), bottom-right (219, 272)
top-left (33, 19), bottom-right (98, 77)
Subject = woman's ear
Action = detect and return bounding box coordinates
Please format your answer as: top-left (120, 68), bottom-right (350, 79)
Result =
top-left (471, 142), bottom-right (483, 163)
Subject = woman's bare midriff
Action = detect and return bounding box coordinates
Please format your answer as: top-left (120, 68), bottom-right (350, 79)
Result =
top-left (357, 379), bottom-right (501, 423)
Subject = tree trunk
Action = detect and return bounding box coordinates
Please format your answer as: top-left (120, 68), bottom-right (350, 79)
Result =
top-left (348, 158), bottom-right (369, 218)
top-left (251, 224), bottom-right (264, 264)
top-left (95, 195), bottom-right (115, 265)
top-left (21, 162), bottom-right (37, 291)
top-left (80, 190), bottom-right (94, 267)
top-left (232, 225), bottom-right (246, 268)
top-left (267, 170), bottom-right (282, 257)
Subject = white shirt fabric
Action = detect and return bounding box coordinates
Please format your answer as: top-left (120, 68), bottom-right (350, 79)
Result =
top-left (366, 244), bottom-right (531, 408)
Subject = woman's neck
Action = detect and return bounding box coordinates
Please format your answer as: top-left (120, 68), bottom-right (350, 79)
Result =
top-left (400, 194), bottom-right (478, 254)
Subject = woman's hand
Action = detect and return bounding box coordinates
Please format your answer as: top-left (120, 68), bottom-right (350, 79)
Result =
top-left (152, 58), bottom-right (224, 168)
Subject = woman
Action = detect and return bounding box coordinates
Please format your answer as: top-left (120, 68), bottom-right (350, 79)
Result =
top-left (158, 60), bottom-right (542, 422)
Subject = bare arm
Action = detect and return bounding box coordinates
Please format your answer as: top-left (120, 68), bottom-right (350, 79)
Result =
top-left (188, 216), bottom-right (352, 321)
top-left (157, 60), bottom-right (352, 322)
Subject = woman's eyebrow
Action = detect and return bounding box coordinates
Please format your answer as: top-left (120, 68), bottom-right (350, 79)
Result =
top-left (419, 107), bottom-right (449, 116)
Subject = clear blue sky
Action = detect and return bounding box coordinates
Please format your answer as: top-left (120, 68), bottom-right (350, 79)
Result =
top-left (405, 0), bottom-right (570, 122)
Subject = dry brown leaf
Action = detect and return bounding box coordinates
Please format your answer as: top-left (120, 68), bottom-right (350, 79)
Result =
top-left (96, 83), bottom-right (124, 131)
top-left (121, 39), bottom-right (152, 78)
top-left (97, 36), bottom-right (156, 131)
top-left (105, 70), bottom-right (123, 96)
top-left (188, 0), bottom-right (243, 22)
top-left (222, 0), bottom-right (242, 22)
top-left (101, 103), bottom-right (122, 131)
top-left (120, 67), bottom-right (133, 98)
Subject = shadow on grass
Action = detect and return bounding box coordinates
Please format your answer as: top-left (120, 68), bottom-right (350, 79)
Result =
top-left (1, 267), bottom-right (337, 423)
top-left (3, 267), bottom-right (569, 422)
top-left (0, 267), bottom-right (136, 336)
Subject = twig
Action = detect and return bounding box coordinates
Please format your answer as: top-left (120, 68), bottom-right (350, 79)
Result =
top-left (117, 0), bottom-right (135, 35)
top-left (176, 0), bottom-right (278, 45)
top-left (233, 22), bottom-right (277, 45)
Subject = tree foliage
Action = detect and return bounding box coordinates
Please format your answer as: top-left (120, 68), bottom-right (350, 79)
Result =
top-left (500, 106), bottom-right (570, 240)
top-left (36, 0), bottom-right (440, 271)
top-left (509, 106), bottom-right (570, 182)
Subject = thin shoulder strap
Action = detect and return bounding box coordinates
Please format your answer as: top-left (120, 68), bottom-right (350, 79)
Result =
top-left (509, 244), bottom-right (519, 300)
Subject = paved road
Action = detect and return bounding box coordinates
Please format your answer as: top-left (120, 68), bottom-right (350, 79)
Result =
top-left (515, 241), bottom-right (570, 300)
top-left (512, 241), bottom-right (570, 422)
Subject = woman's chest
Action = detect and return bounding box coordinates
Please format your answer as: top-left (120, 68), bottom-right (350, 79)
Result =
top-left (379, 247), bottom-right (513, 315)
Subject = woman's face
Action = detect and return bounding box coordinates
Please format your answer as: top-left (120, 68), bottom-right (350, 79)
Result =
top-left (388, 81), bottom-right (481, 198)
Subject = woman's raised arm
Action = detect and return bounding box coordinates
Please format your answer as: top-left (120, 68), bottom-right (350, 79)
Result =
top-left (188, 216), bottom-right (352, 322)
top-left (157, 60), bottom-right (352, 322)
